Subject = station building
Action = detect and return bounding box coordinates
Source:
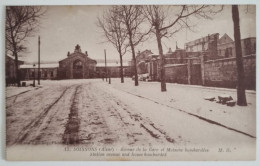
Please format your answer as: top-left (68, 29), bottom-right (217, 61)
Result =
top-left (58, 44), bottom-right (97, 79)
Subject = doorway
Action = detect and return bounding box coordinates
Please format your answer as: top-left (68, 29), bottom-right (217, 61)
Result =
top-left (73, 60), bottom-right (83, 79)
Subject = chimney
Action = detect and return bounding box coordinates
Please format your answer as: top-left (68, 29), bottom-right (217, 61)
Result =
top-left (85, 51), bottom-right (88, 56)
top-left (176, 41), bottom-right (179, 50)
top-left (67, 51), bottom-right (70, 57)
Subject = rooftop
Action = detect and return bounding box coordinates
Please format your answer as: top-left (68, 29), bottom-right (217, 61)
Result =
top-left (20, 63), bottom-right (59, 69)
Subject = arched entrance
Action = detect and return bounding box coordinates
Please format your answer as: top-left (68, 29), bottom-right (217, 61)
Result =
top-left (73, 60), bottom-right (83, 79)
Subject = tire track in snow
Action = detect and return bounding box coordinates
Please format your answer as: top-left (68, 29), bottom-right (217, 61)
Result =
top-left (6, 87), bottom-right (43, 109)
top-left (114, 88), bottom-right (256, 139)
top-left (63, 85), bottom-right (81, 144)
top-left (93, 83), bottom-right (176, 145)
top-left (77, 82), bottom-right (117, 145)
top-left (121, 103), bottom-right (175, 143)
top-left (12, 85), bottom-right (73, 145)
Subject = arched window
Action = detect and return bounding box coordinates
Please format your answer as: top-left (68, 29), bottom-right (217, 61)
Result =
top-left (73, 60), bottom-right (83, 69)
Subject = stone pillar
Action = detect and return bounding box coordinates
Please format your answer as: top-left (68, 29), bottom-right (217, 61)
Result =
top-left (200, 53), bottom-right (206, 85)
top-left (187, 59), bottom-right (192, 84)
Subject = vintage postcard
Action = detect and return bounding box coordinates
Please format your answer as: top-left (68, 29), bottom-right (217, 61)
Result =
top-left (5, 4), bottom-right (256, 161)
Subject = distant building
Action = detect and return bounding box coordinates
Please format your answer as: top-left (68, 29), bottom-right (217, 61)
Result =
top-left (5, 55), bottom-right (24, 85)
top-left (58, 44), bottom-right (97, 79)
top-left (184, 33), bottom-right (219, 58)
top-left (218, 34), bottom-right (256, 58)
top-left (19, 45), bottom-right (132, 80)
top-left (136, 49), bottom-right (153, 64)
top-left (217, 33), bottom-right (234, 57)
top-left (184, 33), bottom-right (256, 59)
top-left (135, 49), bottom-right (153, 74)
top-left (20, 63), bottom-right (59, 80)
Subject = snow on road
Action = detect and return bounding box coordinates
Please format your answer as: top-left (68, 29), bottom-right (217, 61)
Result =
top-left (77, 82), bottom-right (175, 146)
top-left (6, 86), bottom-right (36, 98)
top-left (6, 84), bottom-right (75, 145)
top-left (97, 80), bottom-right (255, 148)
top-left (106, 78), bottom-right (256, 137)
top-left (6, 79), bottom-right (256, 152)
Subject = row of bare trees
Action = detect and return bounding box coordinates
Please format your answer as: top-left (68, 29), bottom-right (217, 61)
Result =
top-left (97, 6), bottom-right (150, 86)
top-left (97, 5), bottom-right (223, 90)
top-left (97, 5), bottom-right (247, 106)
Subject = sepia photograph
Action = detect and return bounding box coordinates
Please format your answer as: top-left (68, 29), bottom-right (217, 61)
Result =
top-left (4, 3), bottom-right (256, 161)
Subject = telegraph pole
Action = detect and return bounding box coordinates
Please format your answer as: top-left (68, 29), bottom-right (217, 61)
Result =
top-left (104, 49), bottom-right (107, 82)
top-left (38, 36), bottom-right (41, 85)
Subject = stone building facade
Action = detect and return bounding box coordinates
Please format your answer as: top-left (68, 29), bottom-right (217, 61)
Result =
top-left (184, 33), bottom-right (219, 57)
top-left (58, 45), bottom-right (97, 79)
top-left (217, 34), bottom-right (256, 58)
top-left (217, 33), bottom-right (235, 57)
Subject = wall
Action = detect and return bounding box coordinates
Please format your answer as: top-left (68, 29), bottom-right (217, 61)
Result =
top-left (190, 64), bottom-right (202, 85)
top-left (165, 64), bottom-right (188, 84)
top-left (163, 54), bottom-right (255, 90)
top-left (164, 62), bottom-right (202, 85)
top-left (203, 54), bottom-right (256, 90)
top-left (95, 66), bottom-right (132, 78)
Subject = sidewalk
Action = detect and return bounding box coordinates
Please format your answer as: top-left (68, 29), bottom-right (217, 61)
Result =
top-left (6, 86), bottom-right (36, 98)
top-left (105, 78), bottom-right (256, 137)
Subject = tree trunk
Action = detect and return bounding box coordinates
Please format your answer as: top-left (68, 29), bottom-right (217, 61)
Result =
top-left (119, 51), bottom-right (124, 83)
top-left (155, 29), bottom-right (166, 92)
top-left (10, 31), bottom-right (21, 87)
top-left (14, 51), bottom-right (21, 87)
top-left (129, 36), bottom-right (138, 86)
top-left (232, 5), bottom-right (247, 106)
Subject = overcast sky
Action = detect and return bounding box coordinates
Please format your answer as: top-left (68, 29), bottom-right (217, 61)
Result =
top-left (19, 5), bottom-right (256, 63)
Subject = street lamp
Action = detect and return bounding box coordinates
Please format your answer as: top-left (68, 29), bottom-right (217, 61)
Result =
top-left (33, 64), bottom-right (36, 87)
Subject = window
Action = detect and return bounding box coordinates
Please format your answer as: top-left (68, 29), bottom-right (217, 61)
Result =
top-left (51, 71), bottom-right (54, 77)
top-left (44, 71), bottom-right (47, 77)
top-left (229, 47), bottom-right (233, 56)
top-left (73, 60), bottom-right (83, 69)
top-left (225, 48), bottom-right (229, 57)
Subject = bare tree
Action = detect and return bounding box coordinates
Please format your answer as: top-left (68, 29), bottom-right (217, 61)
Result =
top-left (97, 6), bottom-right (128, 83)
top-left (232, 5), bottom-right (247, 106)
top-left (143, 5), bottom-right (222, 91)
top-left (118, 5), bottom-right (151, 86)
top-left (6, 6), bottom-right (45, 87)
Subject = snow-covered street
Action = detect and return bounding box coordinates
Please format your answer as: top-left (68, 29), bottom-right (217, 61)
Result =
top-left (6, 79), bottom-right (256, 151)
